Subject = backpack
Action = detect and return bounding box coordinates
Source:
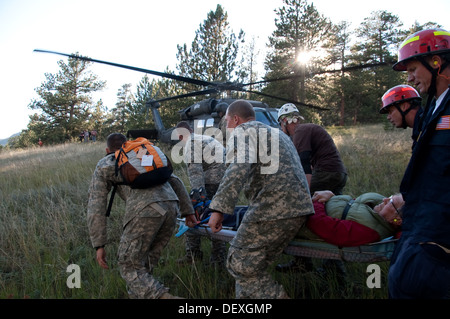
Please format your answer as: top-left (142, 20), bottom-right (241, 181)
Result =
top-left (114, 137), bottom-right (173, 189)
top-left (106, 137), bottom-right (173, 217)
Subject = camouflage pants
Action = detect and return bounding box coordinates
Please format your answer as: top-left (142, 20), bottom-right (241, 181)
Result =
top-left (227, 217), bottom-right (306, 299)
top-left (117, 201), bottom-right (178, 299)
top-left (185, 232), bottom-right (227, 263)
top-left (184, 183), bottom-right (226, 264)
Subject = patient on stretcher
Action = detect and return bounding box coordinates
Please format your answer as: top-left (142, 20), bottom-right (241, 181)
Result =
top-left (296, 191), bottom-right (403, 247)
top-left (191, 189), bottom-right (403, 247)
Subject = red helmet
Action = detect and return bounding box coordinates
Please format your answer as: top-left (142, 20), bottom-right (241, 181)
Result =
top-left (393, 28), bottom-right (450, 71)
top-left (380, 85), bottom-right (421, 113)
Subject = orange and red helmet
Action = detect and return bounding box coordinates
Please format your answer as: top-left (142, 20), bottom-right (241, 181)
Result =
top-left (380, 85), bottom-right (422, 114)
top-left (393, 28), bottom-right (450, 71)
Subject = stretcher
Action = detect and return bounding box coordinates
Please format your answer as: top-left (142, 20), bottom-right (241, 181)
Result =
top-left (176, 217), bottom-right (397, 263)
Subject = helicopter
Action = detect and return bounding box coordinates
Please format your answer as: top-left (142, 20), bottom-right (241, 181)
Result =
top-left (34, 49), bottom-right (393, 144)
top-left (126, 97), bottom-right (282, 145)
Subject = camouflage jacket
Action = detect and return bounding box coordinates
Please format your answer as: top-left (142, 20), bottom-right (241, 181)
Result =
top-left (209, 121), bottom-right (314, 222)
top-left (87, 153), bottom-right (194, 248)
top-left (183, 133), bottom-right (226, 189)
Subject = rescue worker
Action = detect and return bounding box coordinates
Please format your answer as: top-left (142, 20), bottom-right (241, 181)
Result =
top-left (277, 103), bottom-right (347, 194)
top-left (380, 84), bottom-right (423, 149)
top-left (174, 121), bottom-right (227, 266)
top-left (389, 28), bottom-right (450, 299)
top-left (207, 100), bottom-right (315, 299)
top-left (275, 103), bottom-right (347, 276)
top-left (87, 133), bottom-right (197, 299)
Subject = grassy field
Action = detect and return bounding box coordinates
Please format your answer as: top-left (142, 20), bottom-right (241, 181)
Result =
top-left (0, 124), bottom-right (412, 299)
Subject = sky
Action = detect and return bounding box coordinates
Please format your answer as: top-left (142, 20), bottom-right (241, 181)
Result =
top-left (0, 0), bottom-right (448, 139)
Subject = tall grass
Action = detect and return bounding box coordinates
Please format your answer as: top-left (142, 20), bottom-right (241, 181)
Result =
top-left (0, 124), bottom-right (412, 299)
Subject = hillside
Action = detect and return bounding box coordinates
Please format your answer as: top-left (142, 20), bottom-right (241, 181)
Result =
top-left (0, 132), bottom-right (20, 146)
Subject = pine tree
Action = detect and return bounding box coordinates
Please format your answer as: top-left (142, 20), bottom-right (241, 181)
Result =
top-left (321, 21), bottom-right (352, 125)
top-left (88, 99), bottom-right (108, 138)
top-left (27, 53), bottom-right (105, 143)
top-left (239, 36), bottom-right (262, 99)
top-left (264, 0), bottom-right (330, 112)
top-left (128, 75), bottom-right (156, 129)
top-left (349, 11), bottom-right (405, 123)
top-left (175, 4), bottom-right (245, 96)
top-left (108, 83), bottom-right (134, 133)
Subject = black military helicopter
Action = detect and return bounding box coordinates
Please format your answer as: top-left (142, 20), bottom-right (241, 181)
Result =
top-left (34, 49), bottom-right (392, 144)
top-left (138, 97), bottom-right (281, 145)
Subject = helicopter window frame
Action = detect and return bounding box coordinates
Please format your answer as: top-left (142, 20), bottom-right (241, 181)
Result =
top-left (255, 110), bottom-right (277, 126)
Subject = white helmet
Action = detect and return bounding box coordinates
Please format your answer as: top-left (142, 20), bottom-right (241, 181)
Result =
top-left (277, 103), bottom-right (303, 121)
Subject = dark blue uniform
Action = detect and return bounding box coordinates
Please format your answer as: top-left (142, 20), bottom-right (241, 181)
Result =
top-left (389, 87), bottom-right (450, 298)
top-left (411, 107), bottom-right (424, 151)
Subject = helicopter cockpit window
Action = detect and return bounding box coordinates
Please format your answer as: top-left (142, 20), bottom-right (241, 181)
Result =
top-left (195, 120), bottom-right (205, 129)
top-left (195, 118), bottom-right (215, 129)
top-left (255, 111), bottom-right (275, 126)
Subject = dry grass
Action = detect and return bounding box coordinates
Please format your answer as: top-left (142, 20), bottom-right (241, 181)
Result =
top-left (0, 124), bottom-right (413, 299)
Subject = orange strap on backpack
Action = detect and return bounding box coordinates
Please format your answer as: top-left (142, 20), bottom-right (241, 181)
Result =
top-left (115, 137), bottom-right (165, 171)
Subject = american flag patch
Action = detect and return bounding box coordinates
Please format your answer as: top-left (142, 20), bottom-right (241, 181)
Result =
top-left (436, 115), bottom-right (450, 130)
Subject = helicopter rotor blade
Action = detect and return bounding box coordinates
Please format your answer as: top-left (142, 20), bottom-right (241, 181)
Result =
top-left (312, 61), bottom-right (394, 75)
top-left (34, 49), bottom-right (214, 87)
top-left (243, 61), bottom-right (394, 87)
top-left (147, 88), bottom-right (219, 105)
top-left (240, 89), bottom-right (330, 111)
top-left (35, 49), bottom-right (390, 113)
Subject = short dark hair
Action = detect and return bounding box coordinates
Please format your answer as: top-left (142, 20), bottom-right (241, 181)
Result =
top-left (106, 133), bottom-right (126, 151)
top-left (175, 121), bottom-right (193, 132)
top-left (227, 100), bottom-right (255, 120)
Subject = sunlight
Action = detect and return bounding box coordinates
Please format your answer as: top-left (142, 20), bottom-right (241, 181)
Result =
top-left (296, 50), bottom-right (314, 65)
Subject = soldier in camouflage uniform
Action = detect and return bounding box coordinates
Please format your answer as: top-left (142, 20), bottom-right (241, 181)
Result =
top-left (87, 133), bottom-right (196, 299)
top-left (207, 100), bottom-right (314, 299)
top-left (175, 121), bottom-right (227, 265)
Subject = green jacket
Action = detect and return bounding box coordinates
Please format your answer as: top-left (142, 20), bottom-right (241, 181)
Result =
top-left (325, 192), bottom-right (396, 240)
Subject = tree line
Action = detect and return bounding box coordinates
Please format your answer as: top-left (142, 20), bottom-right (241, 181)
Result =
top-left (7, 0), bottom-right (441, 148)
